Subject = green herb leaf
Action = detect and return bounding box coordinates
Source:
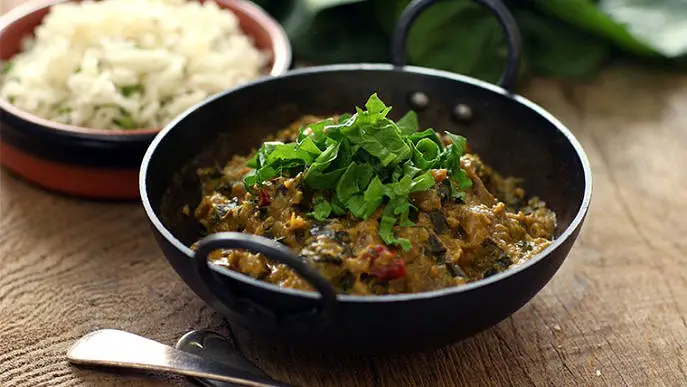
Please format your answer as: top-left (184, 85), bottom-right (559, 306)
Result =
top-left (303, 142), bottom-right (347, 189)
top-left (266, 142), bottom-right (315, 165)
top-left (379, 206), bottom-right (412, 251)
top-left (120, 84), bottom-right (144, 97)
top-left (336, 162), bottom-right (373, 202)
top-left (310, 195), bottom-right (332, 221)
top-left (361, 176), bottom-right (386, 218)
top-left (364, 93), bottom-right (392, 116)
top-left (396, 110), bottom-right (419, 135)
top-left (411, 171), bottom-right (436, 193)
top-left (330, 196), bottom-right (347, 216)
top-left (412, 138), bottom-right (441, 169)
top-left (345, 194), bottom-right (367, 219)
top-left (298, 136), bottom-right (324, 155)
top-left (444, 132), bottom-right (467, 155)
top-left (299, 118), bottom-right (335, 146)
top-left (113, 114), bottom-right (137, 129)
top-left (406, 129), bottom-right (441, 144)
top-left (441, 131), bottom-right (472, 189)
top-left (357, 120), bottom-right (411, 167)
top-left (1, 61), bottom-right (14, 75)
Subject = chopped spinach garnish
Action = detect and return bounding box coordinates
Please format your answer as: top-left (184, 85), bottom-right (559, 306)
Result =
top-left (309, 195), bottom-right (332, 221)
top-left (243, 94), bottom-right (473, 251)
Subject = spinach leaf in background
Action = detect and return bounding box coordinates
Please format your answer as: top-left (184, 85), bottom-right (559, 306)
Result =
top-left (526, 0), bottom-right (659, 57)
top-left (281, 0), bottom-right (389, 64)
top-left (256, 0), bottom-right (687, 84)
top-left (514, 9), bottom-right (610, 78)
top-left (598, 0), bottom-right (687, 58)
top-left (392, 0), bottom-right (510, 84)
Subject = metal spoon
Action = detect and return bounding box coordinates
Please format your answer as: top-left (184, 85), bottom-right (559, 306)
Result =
top-left (174, 329), bottom-right (277, 387)
top-left (67, 329), bottom-right (291, 387)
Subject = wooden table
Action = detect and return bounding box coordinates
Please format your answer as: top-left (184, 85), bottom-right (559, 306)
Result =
top-left (2, 1), bottom-right (687, 386)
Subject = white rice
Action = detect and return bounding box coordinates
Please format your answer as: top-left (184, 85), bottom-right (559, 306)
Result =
top-left (0, 0), bottom-right (269, 130)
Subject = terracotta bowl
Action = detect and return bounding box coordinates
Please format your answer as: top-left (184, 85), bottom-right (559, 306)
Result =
top-left (0, 0), bottom-right (291, 200)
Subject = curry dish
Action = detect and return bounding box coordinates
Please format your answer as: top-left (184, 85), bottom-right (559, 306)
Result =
top-left (190, 95), bottom-right (556, 295)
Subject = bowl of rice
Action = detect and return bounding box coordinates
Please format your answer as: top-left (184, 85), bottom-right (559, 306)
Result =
top-left (0, 0), bottom-right (291, 199)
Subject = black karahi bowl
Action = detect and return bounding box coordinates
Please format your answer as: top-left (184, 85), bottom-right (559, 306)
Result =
top-left (140, 0), bottom-right (592, 354)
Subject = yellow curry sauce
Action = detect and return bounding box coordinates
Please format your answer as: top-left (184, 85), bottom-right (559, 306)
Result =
top-left (190, 115), bottom-right (556, 296)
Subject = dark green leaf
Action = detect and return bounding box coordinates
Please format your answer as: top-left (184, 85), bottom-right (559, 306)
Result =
top-left (1, 61), bottom-right (14, 74)
top-left (407, 129), bottom-right (442, 146)
top-left (396, 110), bottom-right (419, 135)
top-left (598, 0), bottom-right (687, 57)
top-left (364, 93), bottom-right (392, 117)
top-left (303, 142), bottom-right (344, 189)
top-left (361, 176), bottom-right (386, 218)
top-left (528, 0), bottom-right (658, 57)
top-left (412, 138), bottom-right (441, 169)
top-left (246, 155), bottom-right (259, 168)
top-left (403, 0), bottom-right (508, 84)
top-left (298, 136), bottom-right (324, 155)
top-left (267, 142), bottom-right (315, 165)
top-left (299, 118), bottom-right (335, 146)
top-left (336, 162), bottom-right (373, 202)
top-left (411, 171), bottom-right (436, 193)
top-left (280, 0), bottom-right (388, 64)
top-left (309, 195), bottom-right (332, 221)
top-left (386, 174), bottom-right (413, 198)
top-left (444, 132), bottom-right (467, 155)
top-left (113, 114), bottom-right (137, 129)
top-left (357, 120), bottom-right (411, 166)
top-left (243, 169), bottom-right (259, 189)
top-left (402, 161), bottom-right (422, 179)
top-left (346, 194), bottom-right (367, 219)
top-left (120, 84), bottom-right (144, 97)
top-left (514, 9), bottom-right (609, 78)
top-left (330, 196), bottom-right (347, 216)
top-left (379, 206), bottom-right (412, 251)
top-left (454, 170), bottom-right (473, 190)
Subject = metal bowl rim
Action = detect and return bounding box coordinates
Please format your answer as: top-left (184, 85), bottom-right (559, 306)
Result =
top-left (139, 63), bottom-right (593, 303)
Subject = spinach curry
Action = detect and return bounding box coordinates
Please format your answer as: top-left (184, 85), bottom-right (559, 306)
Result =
top-left (190, 94), bottom-right (556, 295)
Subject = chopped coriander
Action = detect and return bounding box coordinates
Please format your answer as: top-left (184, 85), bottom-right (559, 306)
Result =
top-left (243, 93), bottom-right (473, 251)
top-left (113, 113), bottom-right (137, 129)
top-left (1, 61), bottom-right (13, 75)
top-left (120, 84), bottom-right (144, 97)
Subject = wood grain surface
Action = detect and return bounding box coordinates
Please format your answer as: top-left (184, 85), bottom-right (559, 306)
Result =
top-left (1, 1), bottom-right (686, 386)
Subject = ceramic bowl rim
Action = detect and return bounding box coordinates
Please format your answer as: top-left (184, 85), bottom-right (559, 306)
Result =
top-left (0, 0), bottom-right (292, 140)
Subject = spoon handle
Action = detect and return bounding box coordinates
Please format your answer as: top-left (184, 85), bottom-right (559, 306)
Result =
top-left (67, 329), bottom-right (291, 387)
